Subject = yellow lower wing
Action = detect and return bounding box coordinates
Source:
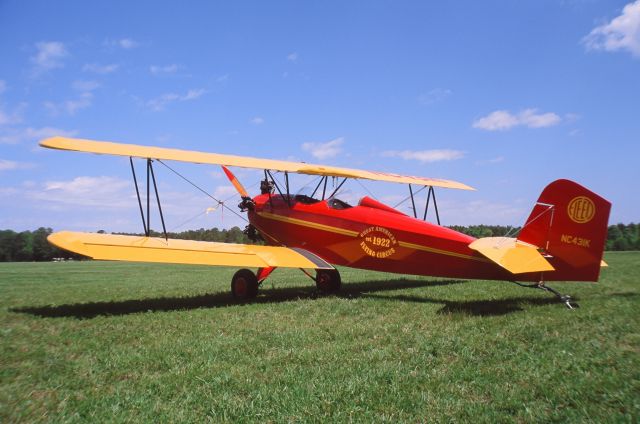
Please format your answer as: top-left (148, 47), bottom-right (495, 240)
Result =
top-left (48, 231), bottom-right (333, 269)
top-left (469, 237), bottom-right (554, 274)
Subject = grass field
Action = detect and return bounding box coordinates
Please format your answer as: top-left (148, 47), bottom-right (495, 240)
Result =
top-left (1, 252), bottom-right (639, 422)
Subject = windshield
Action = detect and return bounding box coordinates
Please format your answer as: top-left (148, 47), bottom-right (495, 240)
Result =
top-left (327, 197), bottom-right (352, 210)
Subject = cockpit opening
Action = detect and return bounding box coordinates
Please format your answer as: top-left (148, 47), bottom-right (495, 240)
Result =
top-left (327, 198), bottom-right (352, 210)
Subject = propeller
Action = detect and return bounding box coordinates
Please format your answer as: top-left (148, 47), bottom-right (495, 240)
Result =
top-left (221, 165), bottom-right (254, 211)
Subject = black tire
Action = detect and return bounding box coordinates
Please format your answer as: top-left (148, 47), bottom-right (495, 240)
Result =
top-left (231, 269), bottom-right (259, 299)
top-left (315, 269), bottom-right (341, 293)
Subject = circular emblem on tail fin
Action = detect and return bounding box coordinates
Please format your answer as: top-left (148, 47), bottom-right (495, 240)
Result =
top-left (567, 196), bottom-right (595, 224)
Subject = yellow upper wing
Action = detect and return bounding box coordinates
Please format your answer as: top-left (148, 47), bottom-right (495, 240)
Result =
top-left (48, 231), bottom-right (333, 269)
top-left (469, 237), bottom-right (555, 274)
top-left (40, 136), bottom-right (474, 190)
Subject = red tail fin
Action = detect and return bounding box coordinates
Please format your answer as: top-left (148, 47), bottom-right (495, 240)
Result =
top-left (517, 179), bottom-right (611, 282)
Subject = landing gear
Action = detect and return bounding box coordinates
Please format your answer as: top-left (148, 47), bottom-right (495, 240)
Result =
top-left (231, 269), bottom-right (259, 300)
top-left (316, 269), bottom-right (341, 293)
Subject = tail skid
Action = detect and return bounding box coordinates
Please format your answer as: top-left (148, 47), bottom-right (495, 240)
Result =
top-left (512, 281), bottom-right (579, 309)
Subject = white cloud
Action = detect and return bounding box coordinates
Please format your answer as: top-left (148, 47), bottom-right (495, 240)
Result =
top-left (119, 38), bottom-right (138, 49)
top-left (475, 156), bottom-right (505, 165)
top-left (287, 52), bottom-right (298, 62)
top-left (302, 137), bottom-right (344, 160)
top-left (0, 95), bottom-right (26, 126)
top-left (150, 64), bottom-right (180, 75)
top-left (72, 80), bottom-right (100, 92)
top-left (418, 88), bottom-right (452, 105)
top-left (213, 185), bottom-right (238, 200)
top-left (0, 127), bottom-right (77, 145)
top-left (83, 63), bottom-right (119, 74)
top-left (0, 107), bottom-right (23, 126)
top-left (28, 176), bottom-right (133, 209)
top-left (583, 0), bottom-right (640, 58)
top-left (473, 110), bottom-right (518, 131)
top-left (382, 149), bottom-right (465, 163)
top-left (564, 112), bottom-right (581, 123)
top-left (0, 159), bottom-right (34, 171)
top-left (145, 89), bottom-right (206, 111)
top-left (44, 93), bottom-right (93, 116)
top-left (105, 38), bottom-right (139, 49)
top-left (473, 108), bottom-right (561, 131)
top-left (518, 109), bottom-right (562, 128)
top-left (182, 89), bottom-right (205, 100)
top-left (250, 116), bottom-right (265, 125)
top-left (30, 41), bottom-right (68, 74)
top-left (44, 80), bottom-right (99, 116)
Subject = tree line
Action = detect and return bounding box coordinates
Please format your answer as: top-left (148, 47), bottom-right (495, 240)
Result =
top-left (0, 223), bottom-right (637, 262)
top-left (0, 226), bottom-right (252, 262)
top-left (448, 223), bottom-right (640, 251)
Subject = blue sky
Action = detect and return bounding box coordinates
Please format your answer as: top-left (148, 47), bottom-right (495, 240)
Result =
top-left (1, 0), bottom-right (638, 233)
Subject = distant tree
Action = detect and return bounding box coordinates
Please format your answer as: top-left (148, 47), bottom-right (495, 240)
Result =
top-left (0, 230), bottom-right (17, 261)
top-left (14, 232), bottom-right (33, 261)
top-left (32, 227), bottom-right (54, 261)
top-left (224, 227), bottom-right (244, 243)
top-left (606, 223), bottom-right (638, 251)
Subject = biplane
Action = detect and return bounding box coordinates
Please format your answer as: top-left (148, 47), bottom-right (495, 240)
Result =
top-left (40, 136), bottom-right (611, 308)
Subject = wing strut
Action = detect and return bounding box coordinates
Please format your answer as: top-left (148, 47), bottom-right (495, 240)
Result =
top-left (129, 157), bottom-right (168, 240)
top-left (266, 169), bottom-right (289, 208)
top-left (130, 157), bottom-right (148, 235)
top-left (424, 186), bottom-right (441, 225)
top-left (408, 184), bottom-right (417, 218)
top-left (328, 177), bottom-right (348, 199)
top-left (310, 176), bottom-right (326, 199)
top-left (322, 176), bottom-right (328, 199)
top-left (406, 184), bottom-right (441, 225)
top-left (148, 159), bottom-right (168, 240)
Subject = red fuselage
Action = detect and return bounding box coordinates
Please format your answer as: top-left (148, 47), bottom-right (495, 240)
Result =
top-left (248, 194), bottom-right (516, 281)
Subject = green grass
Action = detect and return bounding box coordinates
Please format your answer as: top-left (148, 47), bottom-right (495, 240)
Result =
top-left (1, 252), bottom-right (639, 422)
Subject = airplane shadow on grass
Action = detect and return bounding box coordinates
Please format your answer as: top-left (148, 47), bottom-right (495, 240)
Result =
top-left (12, 278), bottom-right (563, 319)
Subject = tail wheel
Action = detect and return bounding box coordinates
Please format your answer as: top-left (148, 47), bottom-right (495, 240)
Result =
top-left (315, 269), bottom-right (341, 293)
top-left (231, 269), bottom-right (259, 299)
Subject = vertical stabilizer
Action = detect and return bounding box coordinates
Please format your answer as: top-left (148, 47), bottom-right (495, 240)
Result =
top-left (517, 179), bottom-right (611, 282)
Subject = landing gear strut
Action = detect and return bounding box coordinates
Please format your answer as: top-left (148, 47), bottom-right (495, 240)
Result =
top-left (231, 269), bottom-right (259, 300)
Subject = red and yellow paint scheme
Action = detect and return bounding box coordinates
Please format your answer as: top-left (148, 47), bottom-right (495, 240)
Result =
top-left (247, 178), bottom-right (610, 284)
top-left (41, 137), bottom-right (611, 307)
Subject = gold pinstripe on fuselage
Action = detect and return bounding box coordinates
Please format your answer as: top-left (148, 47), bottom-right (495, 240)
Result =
top-left (255, 211), bottom-right (489, 263)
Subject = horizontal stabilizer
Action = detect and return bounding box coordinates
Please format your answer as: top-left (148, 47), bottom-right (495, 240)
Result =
top-left (48, 231), bottom-right (333, 269)
top-left (469, 237), bottom-right (554, 274)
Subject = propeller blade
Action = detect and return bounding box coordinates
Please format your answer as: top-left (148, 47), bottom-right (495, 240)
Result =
top-left (221, 165), bottom-right (250, 198)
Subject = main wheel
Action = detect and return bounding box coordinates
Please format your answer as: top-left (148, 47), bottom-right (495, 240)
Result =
top-left (315, 269), bottom-right (341, 293)
top-left (231, 269), bottom-right (259, 300)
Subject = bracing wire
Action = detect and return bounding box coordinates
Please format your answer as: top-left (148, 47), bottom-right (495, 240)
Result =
top-left (156, 160), bottom-right (248, 223)
top-left (392, 185), bottom-right (427, 209)
top-left (355, 179), bottom-right (378, 200)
